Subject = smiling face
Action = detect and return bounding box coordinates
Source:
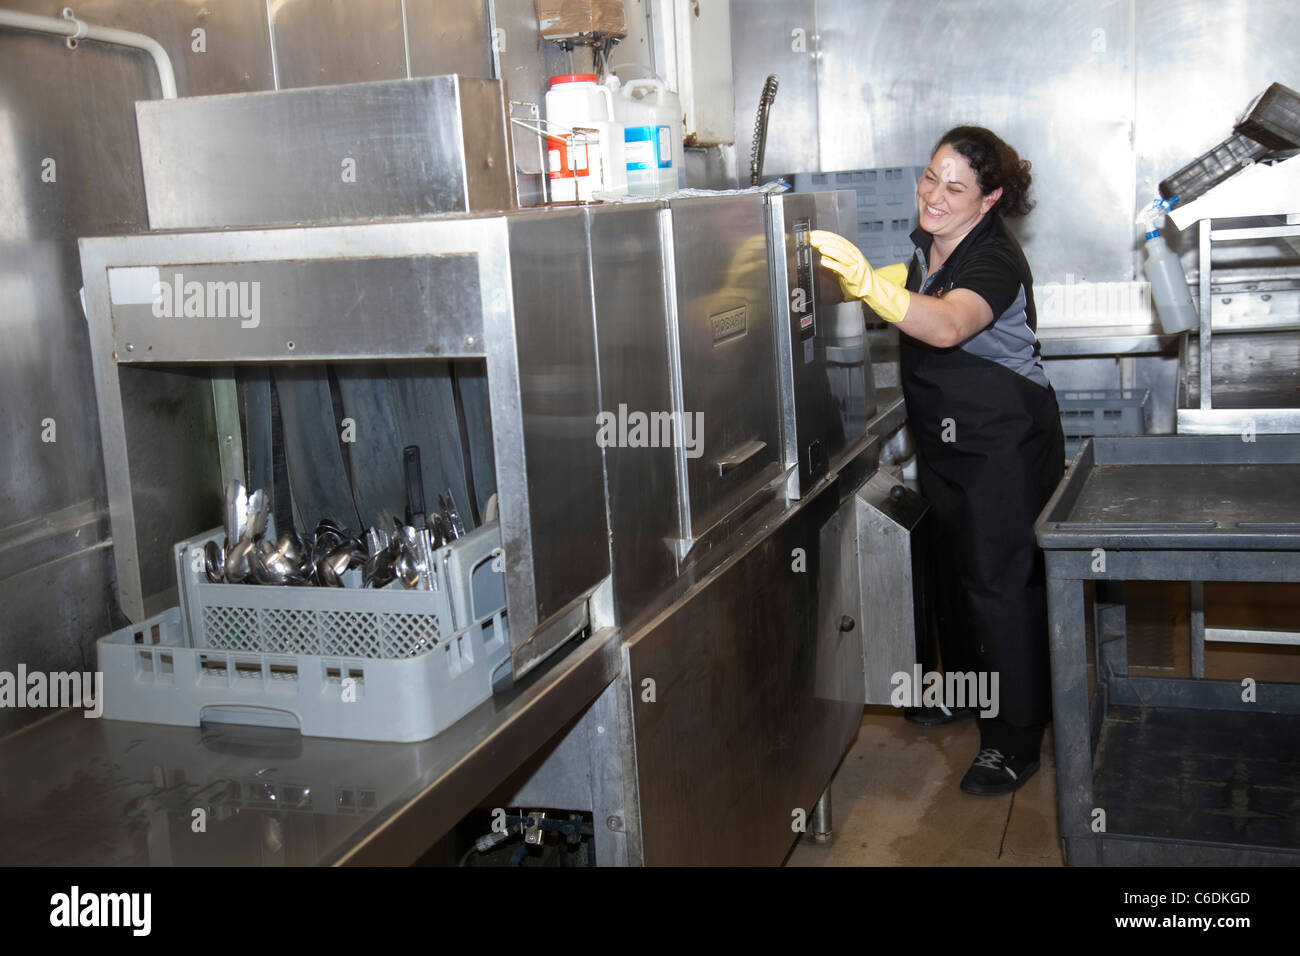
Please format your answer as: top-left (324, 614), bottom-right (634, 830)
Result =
top-left (916, 144), bottom-right (1003, 246)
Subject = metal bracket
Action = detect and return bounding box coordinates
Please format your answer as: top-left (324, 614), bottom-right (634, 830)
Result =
top-left (523, 810), bottom-right (546, 845)
top-left (62, 7), bottom-right (88, 49)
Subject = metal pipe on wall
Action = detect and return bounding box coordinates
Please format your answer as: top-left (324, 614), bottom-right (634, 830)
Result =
top-left (0, 6), bottom-right (177, 97)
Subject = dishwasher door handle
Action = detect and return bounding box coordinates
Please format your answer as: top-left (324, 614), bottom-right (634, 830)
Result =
top-left (714, 439), bottom-right (767, 477)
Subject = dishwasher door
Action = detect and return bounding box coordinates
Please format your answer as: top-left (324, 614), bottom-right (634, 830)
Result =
top-left (767, 189), bottom-right (864, 498)
top-left (664, 195), bottom-right (784, 543)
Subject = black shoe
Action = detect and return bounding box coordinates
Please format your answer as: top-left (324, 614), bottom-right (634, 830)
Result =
top-left (904, 704), bottom-right (975, 726)
top-left (959, 748), bottom-right (1040, 795)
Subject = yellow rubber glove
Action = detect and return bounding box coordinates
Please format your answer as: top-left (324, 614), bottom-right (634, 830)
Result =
top-left (810, 230), bottom-right (911, 324)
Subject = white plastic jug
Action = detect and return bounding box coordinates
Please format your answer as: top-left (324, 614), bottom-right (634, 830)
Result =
top-left (544, 74), bottom-right (627, 202)
top-left (612, 77), bottom-right (685, 196)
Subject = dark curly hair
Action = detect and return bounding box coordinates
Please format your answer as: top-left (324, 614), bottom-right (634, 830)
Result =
top-left (935, 126), bottom-right (1034, 218)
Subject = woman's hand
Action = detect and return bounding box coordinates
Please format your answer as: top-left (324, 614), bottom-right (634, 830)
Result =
top-left (810, 230), bottom-right (911, 323)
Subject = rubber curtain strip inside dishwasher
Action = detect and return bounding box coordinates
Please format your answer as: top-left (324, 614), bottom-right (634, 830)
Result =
top-left (273, 365), bottom-right (362, 534)
top-left (450, 362), bottom-right (481, 528)
top-left (333, 363), bottom-right (408, 532)
top-left (384, 361), bottom-right (474, 535)
top-left (268, 373), bottom-right (295, 537)
top-left (241, 367), bottom-right (274, 506)
top-left (454, 361), bottom-right (498, 524)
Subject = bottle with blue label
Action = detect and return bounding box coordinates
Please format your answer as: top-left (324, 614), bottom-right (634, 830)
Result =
top-left (610, 77), bottom-right (685, 196)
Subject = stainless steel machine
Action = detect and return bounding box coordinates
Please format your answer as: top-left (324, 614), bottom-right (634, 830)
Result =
top-left (490, 188), bottom-right (928, 864)
top-left (51, 75), bottom-right (928, 866)
top-left (82, 206), bottom-right (615, 683)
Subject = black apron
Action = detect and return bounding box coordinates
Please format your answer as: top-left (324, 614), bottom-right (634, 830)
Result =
top-left (900, 233), bottom-right (1064, 731)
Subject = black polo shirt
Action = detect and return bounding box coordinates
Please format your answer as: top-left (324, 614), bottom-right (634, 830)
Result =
top-left (902, 212), bottom-right (1049, 388)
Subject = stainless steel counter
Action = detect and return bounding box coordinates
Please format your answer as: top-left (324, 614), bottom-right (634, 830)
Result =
top-left (1039, 330), bottom-right (1181, 357)
top-left (0, 627), bottom-right (619, 866)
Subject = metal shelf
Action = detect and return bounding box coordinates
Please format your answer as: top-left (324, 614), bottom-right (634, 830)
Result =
top-left (1179, 212), bottom-right (1300, 434)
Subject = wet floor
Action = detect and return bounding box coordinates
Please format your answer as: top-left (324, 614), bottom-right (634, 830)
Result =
top-left (786, 709), bottom-right (1062, 866)
top-left (787, 581), bottom-right (1300, 866)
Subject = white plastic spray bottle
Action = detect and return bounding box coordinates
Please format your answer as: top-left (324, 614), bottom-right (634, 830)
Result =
top-left (1137, 197), bottom-right (1199, 333)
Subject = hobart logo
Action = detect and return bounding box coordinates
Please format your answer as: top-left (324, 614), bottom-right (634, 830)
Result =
top-left (49, 886), bottom-right (151, 936)
top-left (152, 271), bottom-right (261, 328)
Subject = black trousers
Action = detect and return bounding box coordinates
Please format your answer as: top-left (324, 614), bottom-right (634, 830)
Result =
top-left (909, 369), bottom-right (1065, 760)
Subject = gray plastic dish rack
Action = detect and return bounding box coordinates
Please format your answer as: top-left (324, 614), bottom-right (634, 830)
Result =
top-left (96, 521), bottom-right (509, 742)
top-left (1058, 388), bottom-right (1149, 460)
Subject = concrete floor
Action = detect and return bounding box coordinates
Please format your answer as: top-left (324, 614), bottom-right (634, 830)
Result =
top-left (787, 581), bottom-right (1300, 867)
top-left (787, 709), bottom-right (1063, 866)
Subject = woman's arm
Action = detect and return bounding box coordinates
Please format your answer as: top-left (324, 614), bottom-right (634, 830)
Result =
top-left (810, 229), bottom-right (1008, 349)
top-left (897, 288), bottom-right (994, 349)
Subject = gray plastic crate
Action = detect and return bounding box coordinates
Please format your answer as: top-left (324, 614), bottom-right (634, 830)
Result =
top-left (795, 166), bottom-right (923, 203)
top-left (796, 166), bottom-right (921, 264)
top-left (97, 521), bottom-right (509, 742)
top-left (1058, 389), bottom-right (1149, 460)
top-left (858, 215), bottom-right (916, 265)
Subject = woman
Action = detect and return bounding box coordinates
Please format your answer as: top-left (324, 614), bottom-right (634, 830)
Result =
top-left (811, 126), bottom-right (1064, 795)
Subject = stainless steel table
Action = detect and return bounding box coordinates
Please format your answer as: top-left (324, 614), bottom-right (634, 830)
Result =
top-left (0, 627), bottom-right (619, 866)
top-left (1036, 435), bottom-right (1300, 865)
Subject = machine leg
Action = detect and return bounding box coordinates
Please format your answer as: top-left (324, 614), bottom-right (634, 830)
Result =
top-left (1190, 581), bottom-right (1206, 679)
top-left (811, 785), bottom-right (832, 843)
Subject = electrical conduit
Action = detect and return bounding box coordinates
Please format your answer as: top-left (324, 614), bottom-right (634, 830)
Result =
top-left (0, 6), bottom-right (177, 98)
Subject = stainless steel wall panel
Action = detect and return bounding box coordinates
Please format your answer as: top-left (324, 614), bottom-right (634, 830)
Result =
top-left (586, 203), bottom-right (681, 628)
top-left (815, 0), bottom-right (1137, 283)
top-left (0, 546), bottom-right (119, 738)
top-left (1, 0), bottom-right (275, 96)
top-left (0, 23), bottom-right (162, 720)
top-left (270, 0), bottom-right (408, 89)
top-left (0, 240), bottom-right (111, 536)
top-left (117, 366), bottom-right (224, 607)
top-left (406, 0), bottom-right (494, 79)
top-left (728, 0), bottom-right (818, 182)
top-left (136, 76), bottom-right (514, 231)
top-left (735, 0), bottom-right (1299, 287)
top-left (490, 0), bottom-right (579, 204)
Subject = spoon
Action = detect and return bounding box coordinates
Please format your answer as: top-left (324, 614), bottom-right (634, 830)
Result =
top-left (394, 541), bottom-right (422, 589)
top-left (363, 547), bottom-right (396, 589)
top-left (316, 543), bottom-right (353, 588)
top-left (204, 539), bottom-right (225, 583)
top-left (224, 538), bottom-right (253, 583)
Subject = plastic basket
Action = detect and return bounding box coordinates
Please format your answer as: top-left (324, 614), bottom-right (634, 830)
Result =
top-left (1058, 389), bottom-right (1149, 460)
top-left (1235, 82), bottom-right (1300, 151)
top-left (1158, 132), bottom-right (1271, 203)
top-left (796, 166), bottom-right (923, 257)
top-left (796, 166), bottom-right (923, 200)
top-left (858, 215), bottom-right (916, 266)
top-left (96, 521), bottom-right (509, 742)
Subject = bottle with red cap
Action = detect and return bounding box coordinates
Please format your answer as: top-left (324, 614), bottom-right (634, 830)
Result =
top-left (544, 74), bottom-right (627, 202)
